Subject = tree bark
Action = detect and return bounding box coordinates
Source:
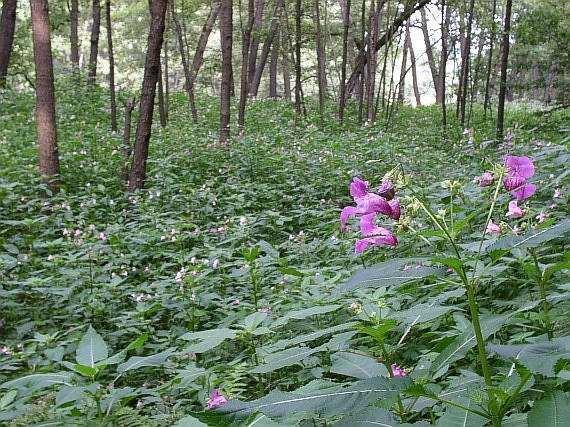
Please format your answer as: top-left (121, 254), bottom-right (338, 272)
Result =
top-left (407, 22), bottom-right (421, 106)
top-left (314, 0), bottom-right (327, 118)
top-left (440, 0), bottom-right (448, 133)
top-left (157, 60), bottom-right (166, 127)
top-left (238, 0), bottom-right (254, 131)
top-left (483, 0), bottom-right (497, 117)
top-left (30, 0), bottom-right (60, 190)
top-left (122, 97), bottom-right (135, 180)
top-left (247, 0), bottom-right (265, 94)
top-left (366, 0), bottom-right (381, 123)
top-left (269, 28), bottom-right (279, 98)
top-left (294, 0), bottom-right (302, 118)
top-left (128, 0), bottom-right (167, 191)
top-left (69, 0), bottom-right (79, 69)
top-left (496, 0), bottom-right (512, 140)
top-left (0, 0), bottom-right (17, 87)
top-left (87, 0), bottom-right (101, 85)
top-left (219, 0), bottom-right (233, 145)
top-left (397, 20), bottom-right (409, 103)
top-left (420, 7), bottom-right (440, 103)
top-left (164, 37), bottom-right (169, 120)
top-left (338, 0), bottom-right (351, 123)
top-left (281, 14), bottom-right (291, 101)
top-left (105, 0), bottom-right (117, 131)
top-left (458, 0), bottom-right (475, 126)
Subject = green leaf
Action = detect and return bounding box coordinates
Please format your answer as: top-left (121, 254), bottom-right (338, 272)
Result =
top-left (179, 328), bottom-right (236, 353)
top-left (251, 346), bottom-right (319, 374)
top-left (486, 219), bottom-right (570, 252)
top-left (359, 319), bottom-right (397, 343)
top-left (271, 305), bottom-right (341, 328)
top-left (330, 351), bottom-right (389, 379)
top-left (76, 326), bottom-right (108, 368)
top-left (125, 333), bottom-right (149, 351)
top-left (217, 376), bottom-right (410, 418)
top-left (1, 373), bottom-right (73, 392)
top-left (117, 348), bottom-right (175, 373)
top-left (436, 399), bottom-right (487, 426)
top-left (70, 363), bottom-right (99, 378)
top-left (527, 391), bottom-right (570, 427)
top-left (395, 289), bottom-right (464, 326)
top-left (55, 385), bottom-right (85, 407)
top-left (0, 390), bottom-right (17, 410)
top-left (336, 259), bottom-right (445, 294)
top-left (173, 415), bottom-right (209, 427)
top-left (335, 407), bottom-right (400, 426)
top-left (268, 322), bottom-right (358, 351)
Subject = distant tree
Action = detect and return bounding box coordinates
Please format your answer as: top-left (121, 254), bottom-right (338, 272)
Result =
top-left (238, 0), bottom-right (254, 132)
top-left (314, 0), bottom-right (327, 121)
top-left (483, 0), bottom-right (497, 117)
top-left (407, 20), bottom-right (421, 106)
top-left (69, 0), bottom-right (80, 69)
top-left (440, 0), bottom-right (448, 133)
top-left (87, 0), bottom-right (101, 85)
top-left (30, 0), bottom-right (60, 190)
top-left (219, 0), bottom-right (233, 145)
top-left (420, 7), bottom-right (440, 104)
top-left (105, 0), bottom-right (117, 131)
top-left (247, 0), bottom-right (265, 95)
top-left (459, 0), bottom-right (475, 126)
top-left (269, 27), bottom-right (279, 98)
top-left (496, 0), bottom-right (513, 140)
top-left (0, 0), bottom-right (17, 87)
top-left (128, 0), bottom-right (167, 190)
top-left (294, 0), bottom-right (302, 118)
top-left (338, 0), bottom-right (351, 123)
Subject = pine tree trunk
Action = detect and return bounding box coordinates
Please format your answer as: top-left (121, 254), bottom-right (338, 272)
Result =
top-left (219, 0), bottom-right (233, 145)
top-left (420, 7), bottom-right (440, 103)
top-left (496, 0), bottom-right (512, 140)
top-left (69, 0), bottom-right (79, 69)
top-left (87, 0), bottom-right (101, 85)
top-left (0, 0), bottom-right (17, 87)
top-left (105, 0), bottom-right (117, 131)
top-left (483, 0), bottom-right (497, 117)
top-left (238, 0), bottom-right (254, 131)
top-left (338, 0), bottom-right (351, 123)
top-left (128, 0), bottom-right (167, 191)
top-left (247, 0), bottom-right (265, 94)
top-left (269, 29), bottom-right (279, 98)
top-left (294, 0), bottom-right (302, 118)
top-left (30, 0), bottom-right (60, 190)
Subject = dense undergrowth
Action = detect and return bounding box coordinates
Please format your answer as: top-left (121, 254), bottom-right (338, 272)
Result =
top-left (0, 82), bottom-right (569, 426)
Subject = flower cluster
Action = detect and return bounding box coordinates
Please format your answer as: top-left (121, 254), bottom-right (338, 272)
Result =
top-left (340, 177), bottom-right (400, 254)
top-left (207, 389), bottom-right (227, 409)
top-left (391, 363), bottom-right (407, 377)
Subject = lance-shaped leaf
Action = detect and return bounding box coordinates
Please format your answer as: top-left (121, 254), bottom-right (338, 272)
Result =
top-left (330, 352), bottom-right (389, 379)
top-left (336, 260), bottom-right (446, 295)
top-left (117, 348), bottom-right (176, 373)
top-left (76, 326), bottom-right (108, 368)
top-left (486, 219), bottom-right (570, 252)
top-left (268, 322), bottom-right (358, 351)
top-left (251, 346), bottom-right (319, 374)
top-left (436, 399), bottom-right (487, 427)
top-left (271, 305), bottom-right (341, 328)
top-left (179, 328), bottom-right (236, 353)
top-left (1, 373), bottom-right (73, 393)
top-left (527, 391), bottom-right (570, 427)
top-left (488, 336), bottom-right (570, 377)
top-left (396, 288), bottom-right (465, 326)
top-left (217, 376), bottom-right (410, 418)
top-left (335, 407), bottom-right (401, 426)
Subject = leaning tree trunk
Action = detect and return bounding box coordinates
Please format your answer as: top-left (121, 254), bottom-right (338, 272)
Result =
top-left (0, 0), bottom-right (17, 87)
top-left (420, 7), bottom-right (440, 103)
top-left (105, 0), bottom-right (117, 131)
top-left (30, 0), bottom-right (60, 190)
top-left (69, 0), bottom-right (79, 69)
top-left (128, 0), bottom-right (167, 191)
top-left (483, 0), bottom-right (497, 117)
top-left (397, 20), bottom-right (410, 103)
top-left (219, 0), bottom-right (233, 145)
top-left (247, 0), bottom-right (265, 94)
top-left (338, 0), bottom-right (351, 123)
top-left (314, 0), bottom-right (327, 120)
top-left (294, 0), bottom-right (302, 118)
top-left (238, 0), bottom-right (255, 131)
top-left (496, 0), bottom-right (512, 140)
top-left (458, 0), bottom-right (475, 127)
top-left (87, 0), bottom-right (101, 85)
top-left (407, 22), bottom-right (421, 106)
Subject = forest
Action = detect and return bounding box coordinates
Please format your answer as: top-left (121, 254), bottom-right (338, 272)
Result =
top-left (0, 0), bottom-right (569, 425)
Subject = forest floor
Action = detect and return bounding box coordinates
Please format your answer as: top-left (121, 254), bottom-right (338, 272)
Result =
top-left (0, 84), bottom-right (569, 426)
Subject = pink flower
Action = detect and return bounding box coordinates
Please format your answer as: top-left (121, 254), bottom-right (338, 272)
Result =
top-left (506, 200), bottom-right (524, 219)
top-left (378, 180), bottom-right (395, 200)
top-left (486, 221), bottom-right (501, 235)
top-left (554, 188), bottom-right (562, 199)
top-left (207, 389), bottom-right (227, 409)
top-left (350, 177), bottom-right (369, 198)
top-left (391, 363), bottom-right (406, 377)
top-left (503, 156), bottom-right (536, 201)
top-left (535, 212), bottom-right (549, 224)
top-left (476, 172), bottom-right (494, 187)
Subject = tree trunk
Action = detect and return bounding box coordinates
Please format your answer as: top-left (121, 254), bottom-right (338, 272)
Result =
top-left (440, 0), bottom-right (448, 133)
top-left (122, 97), bottom-right (135, 180)
top-left (30, 0), bottom-right (60, 190)
top-left (314, 0), bottom-right (327, 118)
top-left (366, 0), bottom-right (381, 123)
top-left (496, 0), bottom-right (512, 140)
top-left (238, 0), bottom-right (254, 131)
top-left (87, 0), bottom-right (101, 85)
top-left (281, 17), bottom-right (291, 101)
top-left (346, 0), bottom-right (430, 96)
top-left (250, 0), bottom-right (284, 97)
top-left (357, 0), bottom-right (365, 122)
top-left (219, 0), bottom-right (233, 145)
top-left (338, 0), bottom-right (351, 123)
top-left (294, 0), bottom-right (302, 118)
top-left (483, 0), bottom-right (497, 117)
top-left (269, 28), bottom-right (279, 98)
top-left (157, 61), bottom-right (166, 127)
top-left (164, 38), bottom-right (169, 120)
top-left (69, 0), bottom-right (79, 69)
top-left (105, 0), bottom-right (117, 131)
top-left (420, 7), bottom-right (440, 103)
top-left (128, 0), bottom-right (167, 191)
top-left (247, 0), bottom-right (265, 94)
top-left (407, 22), bottom-right (421, 106)
top-left (0, 0), bottom-right (17, 87)
top-left (458, 0), bottom-right (475, 126)
top-left (397, 21), bottom-right (409, 103)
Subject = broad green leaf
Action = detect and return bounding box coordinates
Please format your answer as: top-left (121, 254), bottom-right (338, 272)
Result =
top-left (70, 363), bottom-right (99, 378)
top-left (117, 348), bottom-right (175, 373)
top-left (217, 376), bottom-right (410, 418)
top-left (0, 390), bottom-right (17, 410)
top-left (335, 407), bottom-right (399, 426)
top-left (527, 391), bottom-right (570, 427)
top-left (173, 415), bottom-right (209, 427)
top-left (271, 305), bottom-right (341, 328)
top-left (76, 326), bottom-right (108, 368)
top-left (359, 319), bottom-right (397, 343)
top-left (268, 322), bottom-right (358, 351)
top-left (251, 346), bottom-right (319, 374)
top-left (330, 351), bottom-right (389, 379)
top-left (1, 373), bottom-right (73, 392)
top-left (395, 288), bottom-right (464, 326)
top-left (486, 219), bottom-right (570, 252)
top-left (55, 385), bottom-right (85, 407)
top-left (436, 399), bottom-right (487, 426)
top-left (180, 328), bottom-right (236, 353)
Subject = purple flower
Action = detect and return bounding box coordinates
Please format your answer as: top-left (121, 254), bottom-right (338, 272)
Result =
top-left (506, 200), bottom-right (524, 219)
top-left (207, 389), bottom-right (227, 409)
top-left (355, 234), bottom-right (397, 254)
top-left (391, 363), bottom-right (406, 377)
top-left (503, 156), bottom-right (536, 201)
top-left (350, 177), bottom-right (369, 198)
top-left (378, 180), bottom-right (395, 200)
top-left (486, 220), bottom-right (501, 235)
top-left (476, 172), bottom-right (494, 187)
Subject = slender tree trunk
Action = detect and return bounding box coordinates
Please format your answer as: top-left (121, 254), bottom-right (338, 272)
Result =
top-left (357, 0), bottom-right (365, 123)
top-left (294, 0), bottom-right (302, 118)
top-left (420, 7), bottom-right (440, 103)
top-left (459, 0), bottom-right (475, 126)
top-left (397, 21), bottom-right (409, 103)
top-left (164, 38), bottom-right (169, 120)
top-left (247, 0), bottom-right (265, 94)
top-left (87, 0), bottom-right (101, 85)
top-left (157, 61), bottom-right (166, 127)
top-left (496, 0), bottom-right (512, 140)
top-left (281, 17), bottom-right (291, 101)
top-left (269, 29), bottom-right (279, 98)
top-left (238, 0), bottom-right (254, 131)
top-left (338, 0), bottom-right (351, 123)
top-left (128, 0), bottom-right (167, 191)
top-left (314, 0), bottom-right (327, 120)
top-left (69, 0), bottom-right (80, 69)
top-left (250, 0), bottom-right (284, 97)
top-left (122, 98), bottom-right (135, 180)
top-left (467, 32), bottom-right (484, 125)
top-left (0, 0), bottom-right (17, 87)
top-left (407, 22), bottom-right (421, 106)
top-left (440, 0), bottom-right (448, 134)
top-left (105, 0), bottom-right (117, 131)
top-left (30, 0), bottom-right (60, 190)
top-left (455, 10), bottom-right (466, 117)
top-left (366, 0), bottom-right (379, 122)
top-left (219, 0), bottom-right (233, 145)
top-left (483, 0), bottom-right (497, 117)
